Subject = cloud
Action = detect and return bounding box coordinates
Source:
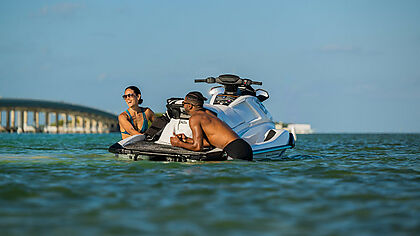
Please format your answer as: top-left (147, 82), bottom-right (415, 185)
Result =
top-left (319, 44), bottom-right (361, 54)
top-left (33, 2), bottom-right (84, 17)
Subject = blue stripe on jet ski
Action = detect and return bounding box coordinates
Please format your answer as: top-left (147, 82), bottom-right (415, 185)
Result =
top-left (253, 145), bottom-right (292, 155)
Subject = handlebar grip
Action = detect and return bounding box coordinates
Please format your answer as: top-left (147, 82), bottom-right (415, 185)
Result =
top-left (252, 81), bottom-right (263, 85)
top-left (194, 79), bottom-right (207, 83)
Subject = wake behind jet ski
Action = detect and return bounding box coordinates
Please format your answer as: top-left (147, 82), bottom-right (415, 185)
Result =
top-left (108, 74), bottom-right (295, 162)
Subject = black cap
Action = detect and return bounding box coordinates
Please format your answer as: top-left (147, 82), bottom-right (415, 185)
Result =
top-left (186, 91), bottom-right (207, 106)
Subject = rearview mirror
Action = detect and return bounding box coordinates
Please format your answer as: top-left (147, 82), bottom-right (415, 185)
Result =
top-left (209, 86), bottom-right (224, 96)
top-left (256, 89), bottom-right (269, 102)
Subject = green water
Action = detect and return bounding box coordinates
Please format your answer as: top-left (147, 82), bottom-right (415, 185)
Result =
top-left (0, 133), bottom-right (419, 235)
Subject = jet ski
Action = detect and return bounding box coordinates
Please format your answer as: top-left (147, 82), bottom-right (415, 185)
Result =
top-left (108, 74), bottom-right (295, 162)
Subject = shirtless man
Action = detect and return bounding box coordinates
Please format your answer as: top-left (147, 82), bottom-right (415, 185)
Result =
top-left (170, 91), bottom-right (253, 161)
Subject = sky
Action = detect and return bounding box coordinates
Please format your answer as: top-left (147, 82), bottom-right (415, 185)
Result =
top-left (0, 0), bottom-right (419, 133)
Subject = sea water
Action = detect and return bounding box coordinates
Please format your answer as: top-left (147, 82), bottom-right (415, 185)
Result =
top-left (0, 133), bottom-right (419, 235)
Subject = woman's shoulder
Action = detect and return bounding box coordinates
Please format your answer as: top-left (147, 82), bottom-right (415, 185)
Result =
top-left (119, 110), bottom-right (129, 119)
top-left (141, 107), bottom-right (154, 113)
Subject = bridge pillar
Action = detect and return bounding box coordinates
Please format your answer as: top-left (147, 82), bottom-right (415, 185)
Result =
top-left (85, 117), bottom-right (88, 133)
top-left (17, 111), bottom-right (21, 133)
top-left (70, 114), bottom-right (76, 133)
top-left (55, 112), bottom-right (59, 134)
top-left (85, 117), bottom-right (91, 133)
top-left (82, 117), bottom-right (86, 133)
top-left (80, 116), bottom-right (83, 133)
top-left (34, 111), bottom-right (39, 132)
top-left (63, 113), bottom-right (68, 133)
top-left (77, 116), bottom-right (83, 133)
top-left (91, 119), bottom-right (97, 133)
top-left (10, 110), bottom-right (15, 133)
top-left (18, 110), bottom-right (25, 133)
top-left (23, 111), bottom-right (28, 132)
top-left (84, 117), bottom-right (88, 133)
top-left (77, 116), bottom-right (85, 133)
top-left (6, 110), bottom-right (10, 131)
top-left (45, 111), bottom-right (50, 133)
top-left (98, 121), bottom-right (103, 133)
top-left (92, 119), bottom-right (97, 133)
top-left (0, 111), bottom-right (6, 132)
top-left (76, 115), bottom-right (80, 133)
top-left (0, 111), bottom-right (5, 132)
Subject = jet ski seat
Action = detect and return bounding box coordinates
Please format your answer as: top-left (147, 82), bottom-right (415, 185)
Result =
top-left (166, 98), bottom-right (190, 119)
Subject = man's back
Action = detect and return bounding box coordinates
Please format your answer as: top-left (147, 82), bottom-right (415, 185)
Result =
top-left (190, 109), bottom-right (239, 150)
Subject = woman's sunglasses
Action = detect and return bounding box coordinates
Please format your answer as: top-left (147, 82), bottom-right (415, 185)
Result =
top-left (122, 93), bottom-right (136, 99)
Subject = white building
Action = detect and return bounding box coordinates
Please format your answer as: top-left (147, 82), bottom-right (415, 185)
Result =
top-left (287, 124), bottom-right (313, 134)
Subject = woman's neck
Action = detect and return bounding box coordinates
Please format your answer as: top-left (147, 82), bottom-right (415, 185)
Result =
top-left (128, 106), bottom-right (142, 113)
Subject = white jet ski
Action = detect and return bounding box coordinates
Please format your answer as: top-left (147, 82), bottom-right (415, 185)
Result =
top-left (108, 74), bottom-right (295, 162)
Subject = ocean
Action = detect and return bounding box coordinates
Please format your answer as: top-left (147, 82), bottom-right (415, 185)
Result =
top-left (0, 133), bottom-right (419, 235)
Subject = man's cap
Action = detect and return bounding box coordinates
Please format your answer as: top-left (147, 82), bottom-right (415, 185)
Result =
top-left (186, 91), bottom-right (207, 106)
top-left (186, 91), bottom-right (207, 101)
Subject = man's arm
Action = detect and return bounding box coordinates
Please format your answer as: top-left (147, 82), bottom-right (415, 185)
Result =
top-left (170, 116), bottom-right (204, 151)
top-left (174, 133), bottom-right (212, 147)
top-left (174, 133), bottom-right (193, 143)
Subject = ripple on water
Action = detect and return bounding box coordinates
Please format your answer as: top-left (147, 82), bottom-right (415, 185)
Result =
top-left (0, 133), bottom-right (419, 235)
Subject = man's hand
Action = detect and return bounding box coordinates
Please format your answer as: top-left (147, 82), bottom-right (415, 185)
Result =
top-left (177, 133), bottom-right (188, 142)
top-left (170, 136), bottom-right (181, 146)
top-left (171, 132), bottom-right (188, 147)
top-left (173, 133), bottom-right (188, 143)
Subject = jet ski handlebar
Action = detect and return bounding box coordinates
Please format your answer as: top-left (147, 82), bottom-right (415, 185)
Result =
top-left (194, 75), bottom-right (262, 86)
top-left (194, 78), bottom-right (210, 83)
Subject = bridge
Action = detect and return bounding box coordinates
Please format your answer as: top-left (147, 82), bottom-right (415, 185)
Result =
top-left (0, 98), bottom-right (118, 133)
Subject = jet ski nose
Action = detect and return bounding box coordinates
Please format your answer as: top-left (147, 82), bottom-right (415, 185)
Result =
top-left (108, 142), bottom-right (124, 153)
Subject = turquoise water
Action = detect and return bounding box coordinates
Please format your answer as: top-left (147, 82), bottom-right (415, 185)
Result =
top-left (0, 133), bottom-right (419, 235)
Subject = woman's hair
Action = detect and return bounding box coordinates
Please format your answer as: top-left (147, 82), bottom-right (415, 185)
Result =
top-left (125, 86), bottom-right (143, 104)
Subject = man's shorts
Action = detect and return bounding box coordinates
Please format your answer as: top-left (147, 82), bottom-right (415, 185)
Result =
top-left (223, 139), bottom-right (253, 161)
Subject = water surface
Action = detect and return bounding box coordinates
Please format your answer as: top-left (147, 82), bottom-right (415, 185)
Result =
top-left (0, 133), bottom-right (419, 235)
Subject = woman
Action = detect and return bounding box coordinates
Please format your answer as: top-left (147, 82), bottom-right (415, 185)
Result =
top-left (119, 86), bottom-right (155, 139)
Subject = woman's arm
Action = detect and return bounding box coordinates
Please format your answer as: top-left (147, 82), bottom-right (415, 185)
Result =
top-left (118, 113), bottom-right (141, 135)
top-left (145, 108), bottom-right (155, 122)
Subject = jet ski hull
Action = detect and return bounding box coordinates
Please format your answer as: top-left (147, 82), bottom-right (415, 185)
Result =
top-left (108, 140), bottom-right (226, 162)
top-left (108, 133), bottom-right (294, 162)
